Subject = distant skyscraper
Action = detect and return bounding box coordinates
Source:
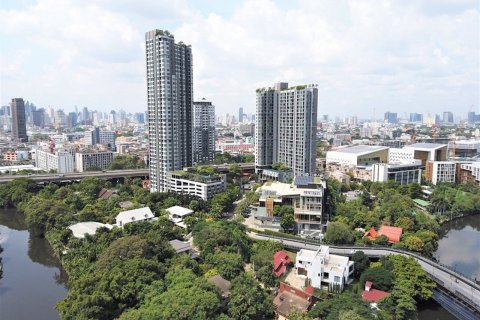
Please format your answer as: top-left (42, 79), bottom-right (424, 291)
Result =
top-left (146, 29), bottom-right (193, 192)
top-left (11, 98), bottom-right (27, 142)
top-left (238, 107), bottom-right (243, 124)
top-left (409, 113), bottom-right (423, 123)
top-left (32, 108), bottom-right (45, 127)
top-left (443, 111), bottom-right (454, 124)
top-left (256, 82), bottom-right (317, 176)
top-left (193, 99), bottom-right (215, 164)
top-left (467, 111), bottom-right (480, 124)
top-left (68, 112), bottom-right (78, 128)
top-left (384, 111), bottom-right (398, 124)
top-left (134, 112), bottom-right (145, 123)
top-left (82, 107), bottom-right (90, 124)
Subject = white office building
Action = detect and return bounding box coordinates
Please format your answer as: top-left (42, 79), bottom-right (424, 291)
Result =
top-left (372, 161), bottom-right (422, 184)
top-left (75, 150), bottom-right (114, 172)
top-left (255, 82), bottom-right (317, 176)
top-left (35, 149), bottom-right (75, 173)
top-left (426, 161), bottom-right (457, 185)
top-left (388, 148), bottom-right (415, 163)
top-left (146, 29), bottom-right (193, 192)
top-left (193, 99), bottom-right (215, 164)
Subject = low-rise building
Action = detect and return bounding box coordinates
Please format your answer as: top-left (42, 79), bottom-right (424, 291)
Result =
top-left (257, 176), bottom-right (326, 233)
top-left (115, 207), bottom-right (155, 228)
top-left (326, 145), bottom-right (389, 166)
top-left (295, 246), bottom-right (354, 291)
top-left (75, 150), bottom-right (114, 172)
top-left (68, 222), bottom-right (113, 239)
top-left (259, 168), bottom-right (294, 183)
top-left (166, 171), bottom-right (227, 201)
top-left (361, 281), bottom-right (390, 303)
top-left (273, 250), bottom-right (292, 277)
top-left (459, 162), bottom-right (480, 186)
top-left (403, 143), bottom-right (447, 166)
top-left (166, 205), bottom-right (194, 228)
top-left (364, 226), bottom-right (403, 244)
top-left (372, 161), bottom-right (422, 184)
top-left (169, 239), bottom-right (193, 254)
top-left (273, 283), bottom-right (315, 318)
top-left (425, 161), bottom-right (457, 185)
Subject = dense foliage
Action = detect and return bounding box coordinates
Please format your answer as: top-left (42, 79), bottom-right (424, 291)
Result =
top-left (107, 155), bottom-right (146, 170)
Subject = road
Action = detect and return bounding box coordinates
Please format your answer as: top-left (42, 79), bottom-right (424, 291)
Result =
top-left (249, 232), bottom-right (480, 315)
top-left (0, 169), bottom-right (149, 184)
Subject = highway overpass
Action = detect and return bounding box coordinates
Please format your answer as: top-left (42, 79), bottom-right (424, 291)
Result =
top-left (250, 232), bottom-right (480, 318)
top-left (0, 169), bottom-right (149, 184)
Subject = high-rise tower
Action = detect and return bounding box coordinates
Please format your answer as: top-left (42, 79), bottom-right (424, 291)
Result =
top-left (255, 82), bottom-right (317, 176)
top-left (146, 29), bottom-right (193, 192)
top-left (193, 99), bottom-right (215, 164)
top-left (11, 98), bottom-right (27, 142)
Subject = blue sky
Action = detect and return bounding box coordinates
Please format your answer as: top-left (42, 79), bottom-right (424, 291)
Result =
top-left (1, 0), bottom-right (479, 118)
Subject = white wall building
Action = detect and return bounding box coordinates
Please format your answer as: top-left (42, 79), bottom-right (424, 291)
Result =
top-left (372, 161), bottom-right (422, 184)
top-left (427, 161), bottom-right (457, 185)
top-left (115, 207), bottom-right (155, 228)
top-left (75, 150), bottom-right (114, 172)
top-left (295, 246), bottom-right (354, 291)
top-left (166, 171), bottom-right (227, 201)
top-left (35, 149), bottom-right (75, 173)
top-left (326, 145), bottom-right (389, 166)
top-left (166, 205), bottom-right (194, 228)
top-left (388, 148), bottom-right (415, 163)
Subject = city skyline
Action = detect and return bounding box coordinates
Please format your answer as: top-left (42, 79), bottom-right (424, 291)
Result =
top-left (1, 0), bottom-right (479, 117)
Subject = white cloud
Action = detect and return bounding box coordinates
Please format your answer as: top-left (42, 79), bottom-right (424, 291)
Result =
top-left (0, 0), bottom-right (478, 117)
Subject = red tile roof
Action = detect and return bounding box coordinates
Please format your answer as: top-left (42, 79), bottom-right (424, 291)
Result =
top-left (362, 289), bottom-right (390, 302)
top-left (378, 226), bottom-right (403, 243)
top-left (273, 250), bottom-right (291, 277)
top-left (364, 227), bottom-right (377, 241)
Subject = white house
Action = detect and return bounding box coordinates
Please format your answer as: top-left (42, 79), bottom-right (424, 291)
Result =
top-left (115, 207), bottom-right (155, 227)
top-left (68, 222), bottom-right (113, 239)
top-left (166, 205), bottom-right (194, 228)
top-left (295, 246), bottom-right (354, 291)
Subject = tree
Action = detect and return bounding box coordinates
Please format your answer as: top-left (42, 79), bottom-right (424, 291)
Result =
top-left (404, 236), bottom-right (424, 253)
top-left (127, 268), bottom-right (221, 320)
top-left (228, 273), bottom-right (274, 320)
top-left (324, 222), bottom-right (355, 245)
top-left (96, 236), bottom-right (148, 270)
top-left (359, 266), bottom-right (394, 291)
top-left (408, 183), bottom-right (423, 199)
top-left (373, 235), bottom-right (389, 246)
top-left (206, 251), bottom-right (244, 280)
top-left (352, 251), bottom-right (369, 277)
top-left (308, 292), bottom-right (374, 320)
top-left (395, 216), bottom-right (415, 232)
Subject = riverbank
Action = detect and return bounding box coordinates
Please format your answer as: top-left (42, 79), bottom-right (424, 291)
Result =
top-left (0, 209), bottom-right (67, 320)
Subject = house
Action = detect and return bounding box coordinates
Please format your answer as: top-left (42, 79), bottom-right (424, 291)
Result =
top-left (361, 281), bottom-right (390, 303)
top-left (208, 275), bottom-right (231, 299)
top-left (166, 205), bottom-right (194, 228)
top-left (273, 282), bottom-right (315, 318)
top-left (115, 207), bottom-right (155, 227)
top-left (295, 246), bottom-right (354, 291)
top-left (273, 250), bottom-right (292, 277)
top-left (68, 222), bottom-right (113, 239)
top-left (169, 239), bottom-right (192, 254)
top-left (364, 226), bottom-right (403, 244)
top-left (97, 188), bottom-right (117, 200)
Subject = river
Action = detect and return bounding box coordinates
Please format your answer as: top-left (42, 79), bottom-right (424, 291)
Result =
top-left (0, 209), bottom-right (67, 320)
top-left (417, 214), bottom-right (480, 320)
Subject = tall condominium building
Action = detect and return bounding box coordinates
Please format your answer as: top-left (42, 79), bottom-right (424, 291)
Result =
top-left (192, 99), bottom-right (215, 164)
top-left (384, 111), bottom-right (398, 124)
top-left (255, 82), bottom-right (317, 176)
top-left (146, 29), bottom-right (193, 192)
top-left (443, 111), bottom-right (454, 124)
top-left (11, 98), bottom-right (28, 142)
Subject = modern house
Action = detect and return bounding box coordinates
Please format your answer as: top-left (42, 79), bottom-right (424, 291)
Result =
top-left (256, 176), bottom-right (327, 234)
top-left (295, 246), bottom-right (354, 291)
top-left (166, 205), bottom-right (194, 228)
top-left (115, 207), bottom-right (155, 228)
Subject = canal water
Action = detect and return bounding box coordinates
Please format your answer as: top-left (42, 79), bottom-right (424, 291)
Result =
top-left (0, 209), bottom-right (67, 320)
top-left (417, 214), bottom-right (480, 320)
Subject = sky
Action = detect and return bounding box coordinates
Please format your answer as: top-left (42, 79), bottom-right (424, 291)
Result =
top-left (1, 0), bottom-right (479, 118)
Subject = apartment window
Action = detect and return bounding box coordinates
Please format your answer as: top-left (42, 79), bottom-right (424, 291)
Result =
top-left (334, 276), bottom-right (341, 283)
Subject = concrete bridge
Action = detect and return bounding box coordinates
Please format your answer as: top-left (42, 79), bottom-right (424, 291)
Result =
top-left (249, 232), bottom-right (480, 318)
top-left (0, 169), bottom-right (149, 184)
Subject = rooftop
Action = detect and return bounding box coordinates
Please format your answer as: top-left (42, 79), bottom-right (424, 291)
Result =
top-left (116, 207), bottom-right (154, 222)
top-left (169, 239), bottom-right (192, 254)
top-left (166, 205), bottom-right (194, 217)
top-left (68, 222), bottom-right (113, 239)
top-left (404, 143), bottom-right (447, 150)
top-left (330, 145), bottom-right (388, 156)
top-left (362, 289), bottom-right (390, 302)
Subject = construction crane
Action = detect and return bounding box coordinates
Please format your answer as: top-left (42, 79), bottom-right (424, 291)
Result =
top-left (451, 128), bottom-right (460, 160)
top-left (431, 124), bottom-right (439, 143)
top-left (403, 126), bottom-right (416, 144)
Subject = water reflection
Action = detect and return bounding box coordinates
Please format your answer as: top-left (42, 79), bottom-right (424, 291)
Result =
top-left (435, 215), bottom-right (480, 281)
top-left (0, 209), bottom-right (67, 320)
